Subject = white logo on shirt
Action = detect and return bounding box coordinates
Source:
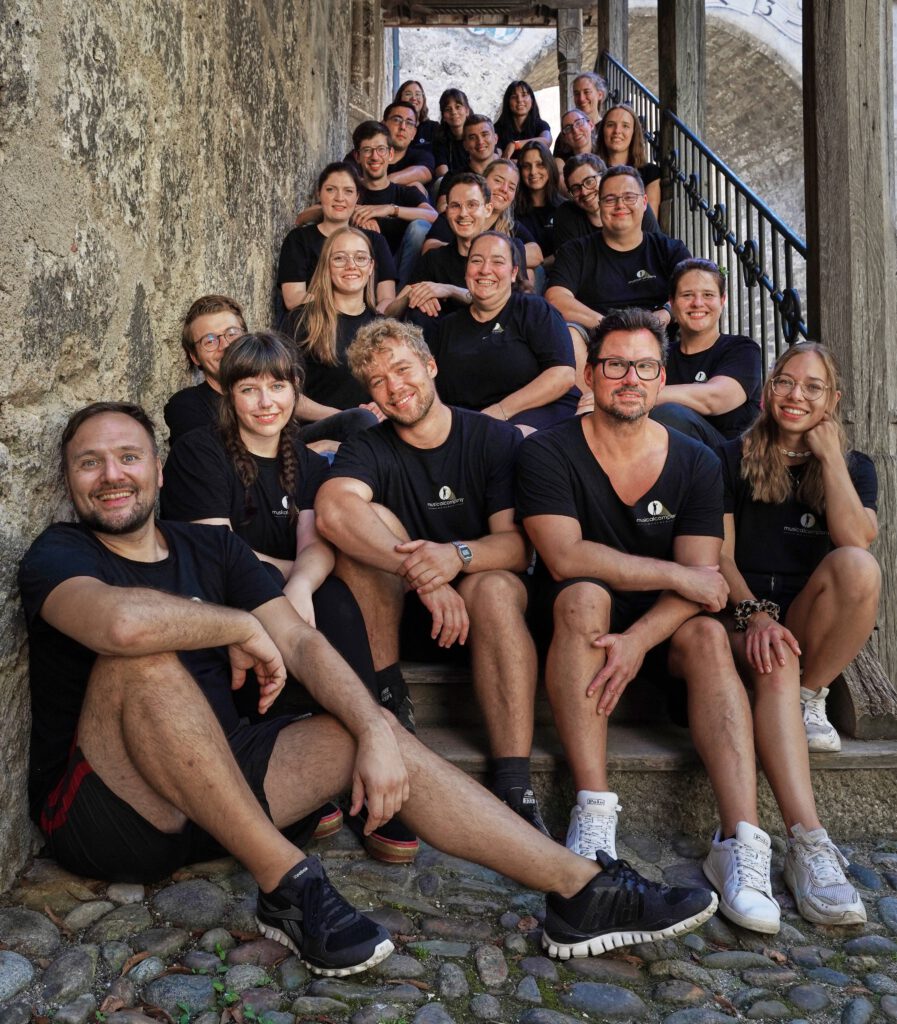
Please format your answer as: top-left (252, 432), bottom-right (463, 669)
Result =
top-left (629, 269), bottom-right (657, 285)
top-left (637, 499), bottom-right (675, 524)
top-left (491, 323), bottom-right (504, 334)
top-left (429, 484), bottom-right (465, 511)
top-left (439, 485), bottom-right (455, 501)
top-left (282, 495), bottom-right (290, 510)
top-left (648, 500), bottom-right (663, 516)
top-left (800, 513), bottom-right (816, 528)
top-left (695, 371), bottom-right (708, 382)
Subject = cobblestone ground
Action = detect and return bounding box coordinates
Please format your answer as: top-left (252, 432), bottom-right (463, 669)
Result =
top-left (2, 824), bottom-right (897, 1024)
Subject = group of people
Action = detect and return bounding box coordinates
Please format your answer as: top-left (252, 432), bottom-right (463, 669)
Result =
top-left (19, 68), bottom-right (882, 980)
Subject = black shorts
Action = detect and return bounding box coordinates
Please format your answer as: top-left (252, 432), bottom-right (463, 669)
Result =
top-left (39, 715), bottom-right (321, 883)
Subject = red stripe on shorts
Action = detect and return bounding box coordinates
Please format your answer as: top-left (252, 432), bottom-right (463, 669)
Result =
top-left (40, 754), bottom-right (94, 834)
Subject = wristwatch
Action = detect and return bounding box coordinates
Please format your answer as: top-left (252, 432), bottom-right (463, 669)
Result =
top-left (451, 541), bottom-right (473, 568)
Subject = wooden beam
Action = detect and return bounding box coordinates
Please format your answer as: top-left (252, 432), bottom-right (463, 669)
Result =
top-left (595, 0), bottom-right (628, 71)
top-left (556, 8), bottom-right (583, 111)
top-left (803, 0), bottom-right (897, 685)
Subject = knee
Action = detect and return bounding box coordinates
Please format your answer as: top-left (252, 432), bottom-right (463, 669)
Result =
top-left (462, 570), bottom-right (526, 618)
top-left (552, 583), bottom-right (611, 639)
top-left (824, 546), bottom-right (881, 601)
top-left (651, 403), bottom-right (701, 435)
top-left (670, 614), bottom-right (730, 662)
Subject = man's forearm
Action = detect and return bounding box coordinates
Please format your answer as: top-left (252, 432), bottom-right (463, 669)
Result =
top-left (545, 288), bottom-right (601, 329)
top-left (464, 531), bottom-right (529, 574)
top-left (548, 538), bottom-right (685, 592)
top-left (317, 493), bottom-right (408, 574)
top-left (623, 591), bottom-right (701, 651)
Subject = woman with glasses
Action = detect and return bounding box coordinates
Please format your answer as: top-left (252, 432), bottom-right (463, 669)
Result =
top-left (494, 80), bottom-right (552, 158)
top-left (515, 141), bottom-right (565, 265)
top-left (428, 231), bottom-right (577, 434)
top-left (555, 109), bottom-right (597, 192)
top-left (286, 227), bottom-right (384, 446)
top-left (553, 73), bottom-right (607, 161)
top-left (596, 103), bottom-right (662, 218)
top-left (433, 88), bottom-right (472, 180)
top-left (394, 79), bottom-right (439, 149)
top-left (278, 162), bottom-right (396, 314)
top-left (713, 340), bottom-right (878, 924)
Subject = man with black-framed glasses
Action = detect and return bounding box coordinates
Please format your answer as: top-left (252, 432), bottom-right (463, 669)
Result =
top-left (517, 307), bottom-right (782, 938)
top-left (546, 165), bottom-right (689, 330)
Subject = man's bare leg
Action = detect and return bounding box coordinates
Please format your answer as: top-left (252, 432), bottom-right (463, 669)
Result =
top-left (458, 570), bottom-right (536, 758)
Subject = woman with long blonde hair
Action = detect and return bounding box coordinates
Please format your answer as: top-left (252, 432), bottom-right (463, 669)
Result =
top-left (716, 341), bottom-right (878, 926)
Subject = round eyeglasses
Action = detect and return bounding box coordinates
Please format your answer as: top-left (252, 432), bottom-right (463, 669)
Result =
top-left (770, 375), bottom-right (829, 401)
top-left (196, 326), bottom-right (243, 352)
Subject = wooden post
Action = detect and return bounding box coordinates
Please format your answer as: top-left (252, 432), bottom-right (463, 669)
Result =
top-left (556, 8), bottom-right (583, 111)
top-left (657, 0), bottom-right (705, 235)
top-left (803, 0), bottom-right (897, 687)
top-left (596, 0), bottom-right (628, 72)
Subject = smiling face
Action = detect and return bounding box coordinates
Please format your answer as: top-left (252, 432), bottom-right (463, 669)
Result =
top-left (671, 269), bottom-right (725, 335)
top-left (231, 373), bottom-right (296, 454)
top-left (767, 351), bottom-right (839, 436)
top-left (509, 85), bottom-right (533, 120)
top-left (399, 83), bottom-right (425, 115)
top-left (318, 171), bottom-right (358, 224)
top-left (466, 234), bottom-right (515, 307)
top-left (561, 111), bottom-right (593, 155)
top-left (363, 340), bottom-right (438, 427)
top-left (485, 164), bottom-right (519, 214)
top-left (463, 121), bottom-right (498, 163)
top-left (65, 412), bottom-right (161, 536)
top-left (445, 182), bottom-right (492, 241)
top-left (567, 163), bottom-right (602, 215)
top-left (519, 149), bottom-right (549, 192)
top-left (328, 232), bottom-right (374, 297)
top-left (188, 310), bottom-right (245, 382)
top-left (573, 77), bottom-right (605, 121)
top-left (442, 98), bottom-right (470, 132)
top-left (586, 329), bottom-right (665, 423)
top-left (355, 132), bottom-right (393, 181)
top-left (598, 172), bottom-right (647, 237)
top-left (602, 108), bottom-right (635, 157)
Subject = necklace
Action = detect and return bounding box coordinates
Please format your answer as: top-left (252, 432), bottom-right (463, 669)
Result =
top-left (780, 448), bottom-right (812, 459)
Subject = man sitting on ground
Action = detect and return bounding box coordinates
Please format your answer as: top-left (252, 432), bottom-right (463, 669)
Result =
top-left (517, 308), bottom-right (783, 936)
top-left (315, 318), bottom-right (547, 829)
top-left (19, 400), bottom-right (719, 975)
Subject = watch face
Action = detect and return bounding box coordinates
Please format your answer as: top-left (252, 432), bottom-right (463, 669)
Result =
top-left (454, 542), bottom-right (473, 564)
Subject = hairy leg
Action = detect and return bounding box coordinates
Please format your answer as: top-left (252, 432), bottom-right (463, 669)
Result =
top-left (458, 570), bottom-right (536, 757)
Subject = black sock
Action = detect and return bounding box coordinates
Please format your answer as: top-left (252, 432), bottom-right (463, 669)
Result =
top-left (375, 663), bottom-right (408, 710)
top-left (492, 757), bottom-right (531, 800)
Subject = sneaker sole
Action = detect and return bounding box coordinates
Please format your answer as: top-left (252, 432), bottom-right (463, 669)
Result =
top-left (364, 833), bottom-right (421, 864)
top-left (782, 861), bottom-right (867, 926)
top-left (256, 917), bottom-right (395, 976)
top-left (542, 892), bottom-right (718, 959)
top-left (702, 860), bottom-right (781, 934)
top-left (311, 809), bottom-right (344, 841)
top-left (807, 733), bottom-right (842, 753)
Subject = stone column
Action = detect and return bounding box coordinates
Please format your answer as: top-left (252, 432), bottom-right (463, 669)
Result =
top-left (803, 0), bottom-right (897, 681)
top-left (556, 8), bottom-right (583, 111)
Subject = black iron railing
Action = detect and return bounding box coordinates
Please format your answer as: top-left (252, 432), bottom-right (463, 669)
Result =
top-left (603, 54), bottom-right (808, 368)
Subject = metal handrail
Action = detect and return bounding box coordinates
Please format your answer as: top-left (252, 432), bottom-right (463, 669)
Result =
top-left (602, 53), bottom-right (808, 368)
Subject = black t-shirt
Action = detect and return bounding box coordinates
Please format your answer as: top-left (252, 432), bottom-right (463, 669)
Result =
top-left (719, 439), bottom-right (878, 592)
top-left (517, 418), bottom-right (723, 610)
top-left (518, 198), bottom-right (564, 258)
top-left (430, 291), bottom-right (577, 412)
top-left (639, 163), bottom-right (662, 187)
top-left (553, 201), bottom-right (662, 249)
top-left (19, 520), bottom-right (283, 813)
top-left (164, 382), bottom-right (222, 446)
top-left (358, 182), bottom-right (430, 254)
top-left (161, 425), bottom-right (329, 561)
top-left (496, 117), bottom-right (551, 152)
top-left (286, 306), bottom-right (379, 409)
top-left (426, 214), bottom-right (533, 257)
top-left (408, 243), bottom-right (470, 326)
top-left (412, 120), bottom-right (439, 149)
top-left (665, 334), bottom-right (762, 439)
top-left (330, 407), bottom-right (520, 541)
top-left (433, 134), bottom-right (469, 173)
top-left (277, 224), bottom-right (396, 289)
top-left (549, 231), bottom-right (691, 314)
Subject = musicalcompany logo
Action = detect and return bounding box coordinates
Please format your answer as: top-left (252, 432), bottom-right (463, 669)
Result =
top-left (637, 498), bottom-right (675, 524)
top-left (429, 484), bottom-right (465, 511)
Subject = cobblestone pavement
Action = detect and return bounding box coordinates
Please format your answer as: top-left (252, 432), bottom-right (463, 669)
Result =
top-left (2, 824), bottom-right (897, 1024)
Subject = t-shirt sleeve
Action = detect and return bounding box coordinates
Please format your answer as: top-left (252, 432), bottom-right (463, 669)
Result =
top-left (276, 229), bottom-right (311, 286)
top-left (18, 527), bottom-right (108, 626)
top-left (848, 452), bottom-right (878, 511)
top-left (514, 221), bottom-right (536, 245)
top-left (219, 529), bottom-right (285, 611)
top-left (718, 439), bottom-right (742, 515)
top-left (666, 236), bottom-right (692, 271)
top-left (427, 215), bottom-right (453, 244)
top-left (515, 432), bottom-right (580, 521)
top-left (371, 232), bottom-right (398, 283)
top-left (483, 421), bottom-right (522, 518)
top-left (675, 443), bottom-right (724, 538)
top-left (396, 183), bottom-right (431, 209)
top-left (328, 430), bottom-right (385, 496)
top-left (711, 336), bottom-right (761, 396)
top-left (297, 447), bottom-right (331, 511)
top-left (519, 297), bottom-right (575, 370)
top-left (405, 147), bottom-right (435, 174)
top-left (161, 429), bottom-right (234, 522)
top-left (164, 391), bottom-right (209, 447)
top-left (547, 238), bottom-right (584, 294)
top-left (410, 249), bottom-right (435, 285)
top-left (639, 163), bottom-right (662, 186)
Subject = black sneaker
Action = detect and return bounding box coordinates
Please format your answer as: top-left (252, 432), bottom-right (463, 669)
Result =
top-left (346, 805), bottom-right (420, 864)
top-left (379, 683), bottom-right (416, 733)
top-left (256, 856), bottom-right (394, 976)
top-left (504, 786), bottom-right (552, 839)
top-left (543, 852), bottom-right (719, 959)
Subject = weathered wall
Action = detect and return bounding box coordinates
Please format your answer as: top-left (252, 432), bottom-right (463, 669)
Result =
top-left (0, 0), bottom-right (384, 892)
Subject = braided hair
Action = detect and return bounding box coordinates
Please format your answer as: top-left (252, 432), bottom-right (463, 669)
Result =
top-left (217, 332), bottom-right (305, 527)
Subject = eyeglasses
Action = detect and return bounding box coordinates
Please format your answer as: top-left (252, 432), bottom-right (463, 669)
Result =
top-left (569, 175), bottom-right (601, 199)
top-left (595, 357), bottom-right (662, 380)
top-left (599, 192), bottom-right (644, 208)
top-left (447, 200), bottom-right (485, 214)
top-left (387, 115), bottom-right (417, 128)
top-left (561, 118), bottom-right (590, 135)
top-left (359, 145), bottom-right (389, 158)
top-left (196, 326), bottom-right (243, 352)
top-left (770, 375), bottom-right (829, 401)
top-left (330, 252), bottom-right (372, 268)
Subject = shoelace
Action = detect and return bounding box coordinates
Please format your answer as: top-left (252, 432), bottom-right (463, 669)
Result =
top-left (577, 805), bottom-right (619, 854)
top-left (732, 841), bottom-right (771, 893)
top-left (803, 692), bottom-right (830, 728)
top-left (302, 875), bottom-right (358, 939)
top-left (604, 857), bottom-right (660, 895)
top-left (793, 829), bottom-right (849, 885)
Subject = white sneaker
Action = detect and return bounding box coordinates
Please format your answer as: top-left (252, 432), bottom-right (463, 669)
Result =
top-left (702, 822), bottom-right (780, 933)
top-left (783, 824), bottom-right (866, 926)
top-left (565, 791), bottom-right (620, 860)
top-left (800, 686), bottom-right (841, 752)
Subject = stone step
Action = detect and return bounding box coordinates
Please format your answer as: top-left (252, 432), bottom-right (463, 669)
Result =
top-left (404, 662), bottom-right (897, 841)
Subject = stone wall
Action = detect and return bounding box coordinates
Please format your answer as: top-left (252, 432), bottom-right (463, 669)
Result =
top-left (0, 0), bottom-right (384, 892)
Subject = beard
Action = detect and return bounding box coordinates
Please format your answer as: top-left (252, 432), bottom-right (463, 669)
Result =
top-left (388, 383), bottom-right (437, 427)
top-left (76, 494), bottom-right (157, 535)
top-left (596, 386), bottom-right (649, 422)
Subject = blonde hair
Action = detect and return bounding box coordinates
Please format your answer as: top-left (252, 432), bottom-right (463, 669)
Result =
top-left (740, 341), bottom-right (845, 513)
top-left (293, 227), bottom-right (376, 366)
top-left (347, 318), bottom-right (432, 383)
top-left (484, 159), bottom-right (519, 237)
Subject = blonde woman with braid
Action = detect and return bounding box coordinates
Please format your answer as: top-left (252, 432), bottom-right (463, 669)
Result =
top-left (717, 341), bottom-right (878, 926)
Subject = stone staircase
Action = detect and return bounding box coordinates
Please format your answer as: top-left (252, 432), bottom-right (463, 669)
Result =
top-left (405, 662), bottom-right (897, 841)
